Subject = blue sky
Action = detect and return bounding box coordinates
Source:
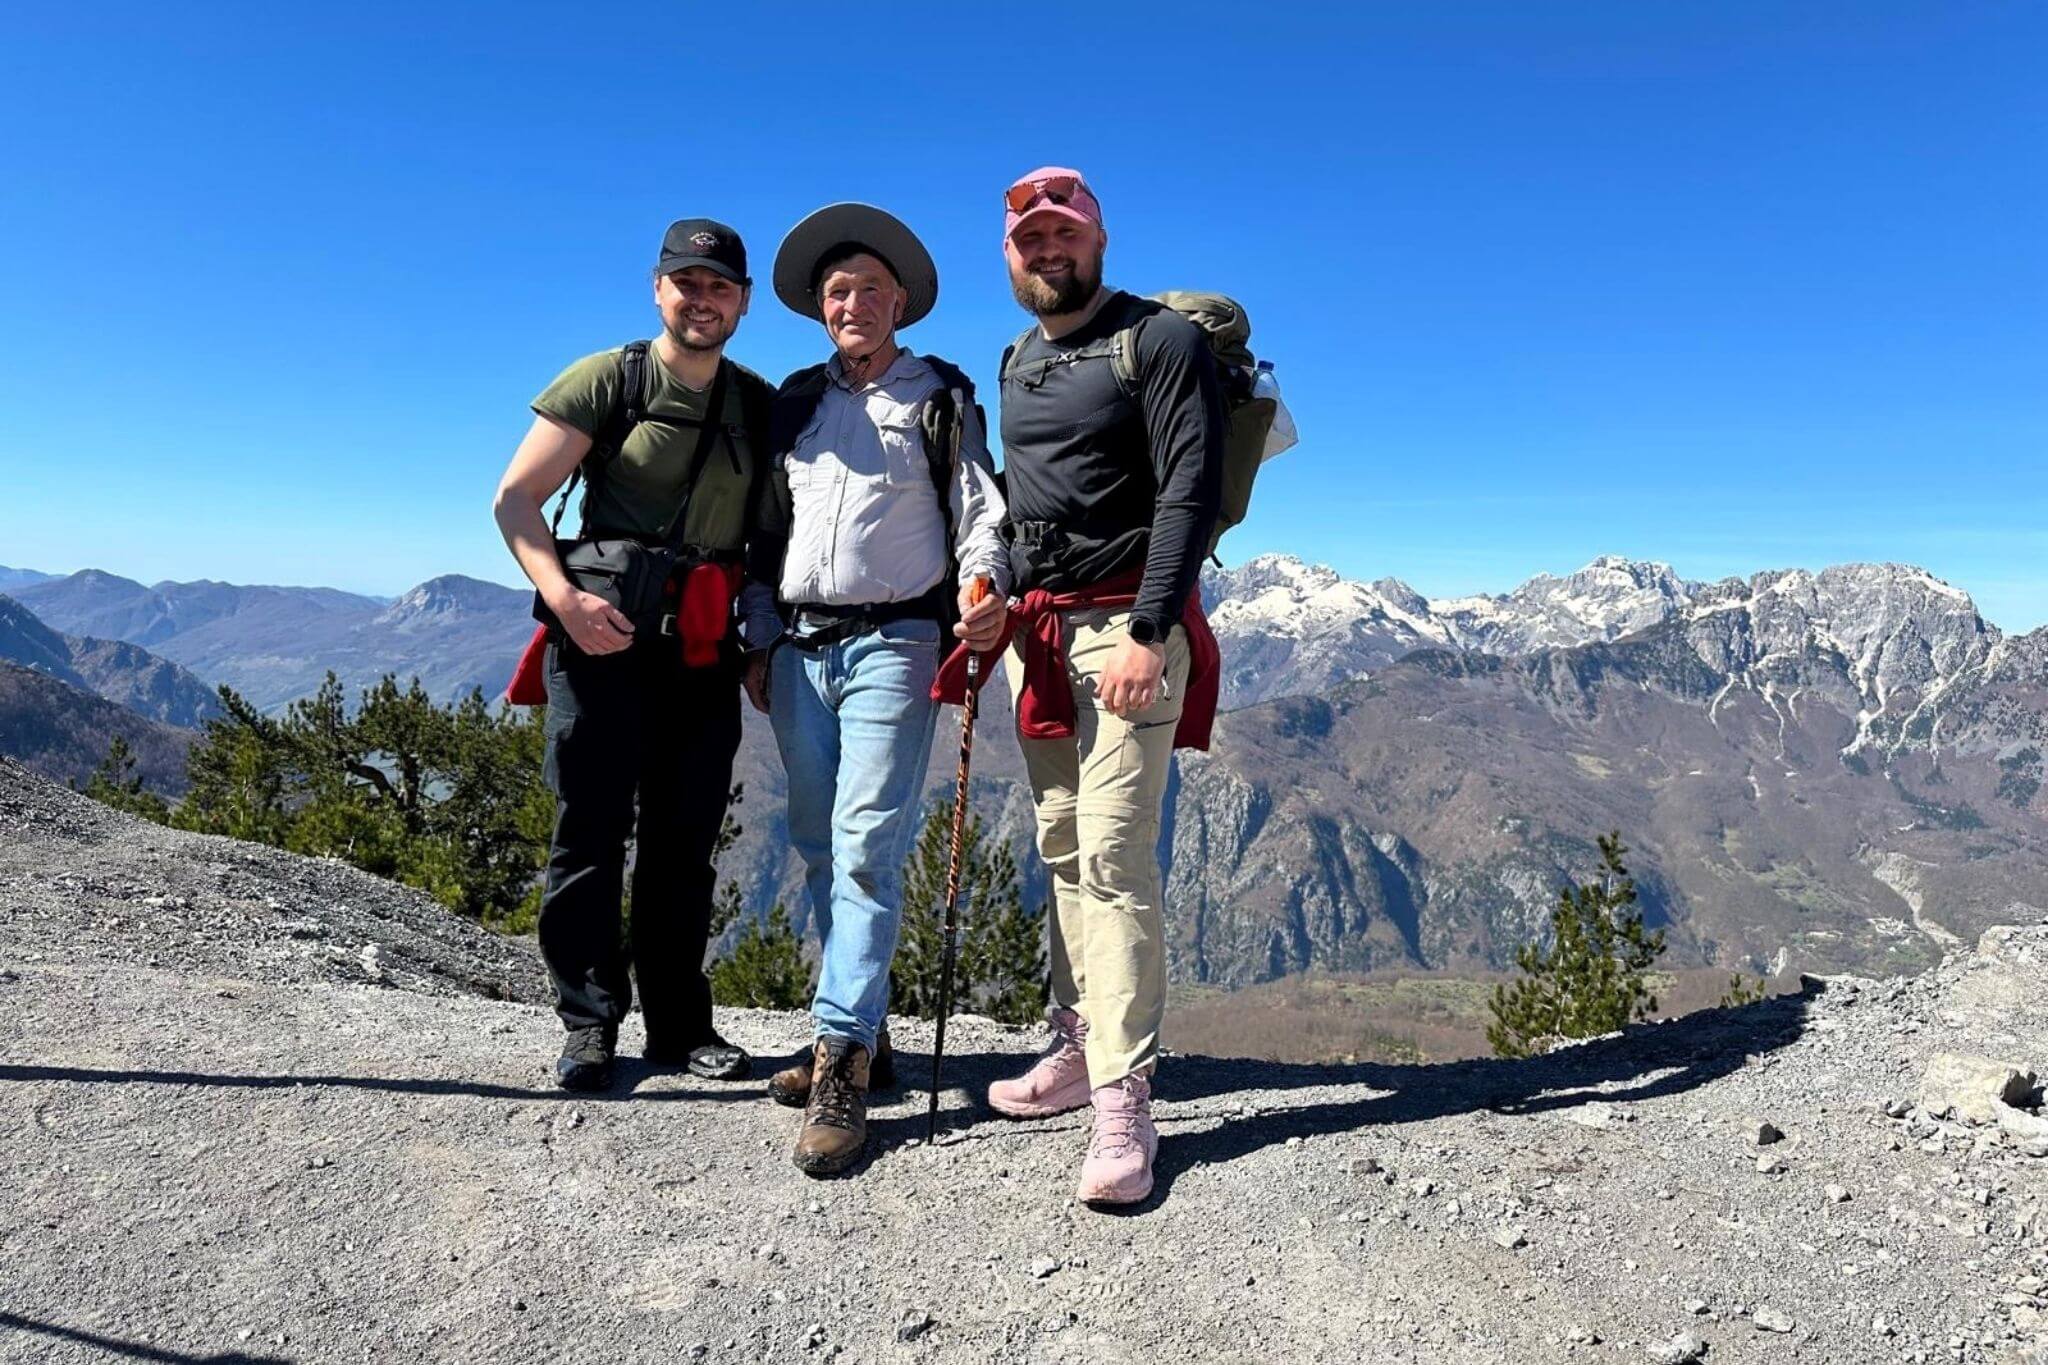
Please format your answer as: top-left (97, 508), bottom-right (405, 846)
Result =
top-left (1, 2), bottom-right (2042, 629)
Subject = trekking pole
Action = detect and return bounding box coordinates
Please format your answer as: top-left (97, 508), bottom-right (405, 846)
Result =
top-left (928, 576), bottom-right (993, 1143)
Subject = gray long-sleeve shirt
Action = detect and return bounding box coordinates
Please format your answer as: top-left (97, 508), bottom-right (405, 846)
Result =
top-left (740, 349), bottom-right (1007, 649)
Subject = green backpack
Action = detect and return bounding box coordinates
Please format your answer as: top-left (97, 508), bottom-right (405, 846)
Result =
top-left (1001, 290), bottom-right (1281, 555)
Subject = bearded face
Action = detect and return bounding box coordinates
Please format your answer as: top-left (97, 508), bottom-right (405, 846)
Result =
top-left (655, 266), bottom-right (748, 353)
top-left (1006, 218), bottom-right (1106, 317)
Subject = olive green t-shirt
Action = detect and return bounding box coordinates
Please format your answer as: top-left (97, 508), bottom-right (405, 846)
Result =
top-left (531, 345), bottom-right (763, 550)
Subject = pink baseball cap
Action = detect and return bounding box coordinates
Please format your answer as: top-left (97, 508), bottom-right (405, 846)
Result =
top-left (1003, 166), bottom-right (1103, 238)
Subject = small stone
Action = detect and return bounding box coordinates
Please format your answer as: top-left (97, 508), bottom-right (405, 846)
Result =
top-left (1684, 1299), bottom-right (1709, 1316)
top-left (1492, 1226), bottom-right (1527, 1250)
top-left (1645, 1332), bottom-right (1707, 1364)
top-left (1756, 1154), bottom-right (1785, 1175)
top-left (1884, 1099), bottom-right (1914, 1119)
top-left (802, 1322), bottom-right (826, 1349)
top-left (237, 1330), bottom-right (253, 1343)
top-left (1871, 1314), bottom-right (1894, 1337)
top-left (1825, 1184), bottom-right (1850, 1204)
top-left (896, 1310), bottom-right (934, 1343)
top-left (1342, 1156), bottom-right (1382, 1175)
top-left (1752, 1306), bottom-right (1794, 1333)
top-left (1753, 1121), bottom-right (1784, 1146)
top-left (1028, 1256), bottom-right (1060, 1279)
top-left (1565, 1324), bottom-right (1599, 1344)
top-left (1408, 1178), bottom-right (1437, 1198)
top-left (1286, 1135), bottom-right (1304, 1149)
top-left (1567, 1102), bottom-right (1617, 1129)
top-left (688, 1346), bottom-right (708, 1360)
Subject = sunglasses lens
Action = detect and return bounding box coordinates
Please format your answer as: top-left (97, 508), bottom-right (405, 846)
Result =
top-left (1005, 175), bottom-right (1087, 214)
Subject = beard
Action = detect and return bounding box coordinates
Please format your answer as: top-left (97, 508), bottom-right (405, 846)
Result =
top-left (665, 312), bottom-right (734, 353)
top-left (1010, 246), bottom-right (1103, 317)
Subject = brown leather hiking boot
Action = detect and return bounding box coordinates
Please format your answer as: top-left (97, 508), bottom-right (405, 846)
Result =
top-left (791, 1036), bottom-right (870, 1177)
top-left (768, 1025), bottom-right (894, 1108)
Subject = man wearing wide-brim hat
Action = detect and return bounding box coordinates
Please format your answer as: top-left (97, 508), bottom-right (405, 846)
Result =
top-left (739, 203), bottom-right (1008, 1176)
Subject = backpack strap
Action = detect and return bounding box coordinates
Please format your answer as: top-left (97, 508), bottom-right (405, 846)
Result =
top-left (997, 325), bottom-right (1037, 387)
top-left (998, 301), bottom-right (1149, 396)
top-left (548, 339), bottom-right (652, 535)
top-left (917, 355), bottom-right (975, 634)
top-left (768, 364), bottom-right (834, 454)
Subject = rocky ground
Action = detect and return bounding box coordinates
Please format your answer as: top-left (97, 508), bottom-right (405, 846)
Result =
top-left (2, 758), bottom-right (2046, 1364)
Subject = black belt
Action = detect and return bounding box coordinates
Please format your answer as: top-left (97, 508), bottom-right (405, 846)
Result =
top-left (782, 588), bottom-right (944, 652)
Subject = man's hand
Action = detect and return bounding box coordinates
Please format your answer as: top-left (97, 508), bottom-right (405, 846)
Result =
top-left (1098, 636), bottom-right (1166, 718)
top-left (550, 587), bottom-right (636, 656)
top-left (743, 651), bottom-right (771, 714)
top-left (954, 582), bottom-right (1006, 652)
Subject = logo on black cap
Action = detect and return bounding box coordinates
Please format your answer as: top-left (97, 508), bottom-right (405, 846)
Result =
top-left (657, 218), bottom-right (749, 286)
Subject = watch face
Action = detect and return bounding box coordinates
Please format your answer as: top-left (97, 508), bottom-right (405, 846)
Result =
top-left (1130, 619), bottom-right (1157, 645)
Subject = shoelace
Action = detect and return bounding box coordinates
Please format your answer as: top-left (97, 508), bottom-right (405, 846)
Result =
top-left (1089, 1081), bottom-right (1151, 1159)
top-left (810, 1052), bottom-right (861, 1131)
top-left (1036, 1016), bottom-right (1088, 1072)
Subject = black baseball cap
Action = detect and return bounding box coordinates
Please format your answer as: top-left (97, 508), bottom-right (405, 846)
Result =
top-left (655, 218), bottom-right (749, 285)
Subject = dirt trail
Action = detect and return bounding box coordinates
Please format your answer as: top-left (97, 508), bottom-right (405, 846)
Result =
top-left (2, 761), bottom-right (2046, 1364)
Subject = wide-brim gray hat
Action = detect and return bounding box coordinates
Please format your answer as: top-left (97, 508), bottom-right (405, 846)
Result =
top-left (772, 203), bottom-right (938, 329)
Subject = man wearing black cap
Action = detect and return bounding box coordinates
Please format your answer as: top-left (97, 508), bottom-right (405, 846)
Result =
top-left (740, 203), bottom-right (1008, 1175)
top-left (493, 218), bottom-right (775, 1091)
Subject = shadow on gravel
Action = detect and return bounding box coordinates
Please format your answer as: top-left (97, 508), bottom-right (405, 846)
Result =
top-left (1132, 984), bottom-right (1822, 1207)
top-left (0, 1060), bottom-right (763, 1105)
top-left (0, 1310), bottom-right (290, 1363)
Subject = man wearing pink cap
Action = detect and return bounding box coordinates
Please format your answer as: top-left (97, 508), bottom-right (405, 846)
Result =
top-left (964, 167), bottom-right (1224, 1206)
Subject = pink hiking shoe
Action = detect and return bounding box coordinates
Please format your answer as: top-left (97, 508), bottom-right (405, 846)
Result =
top-left (986, 1006), bottom-right (1091, 1119)
top-left (1076, 1072), bottom-right (1157, 1206)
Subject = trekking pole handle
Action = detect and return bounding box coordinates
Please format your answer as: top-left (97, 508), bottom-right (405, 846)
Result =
top-left (963, 576), bottom-right (993, 685)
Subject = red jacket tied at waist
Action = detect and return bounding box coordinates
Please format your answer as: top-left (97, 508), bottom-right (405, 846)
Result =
top-left (505, 561), bottom-right (741, 705)
top-left (930, 568), bottom-right (1219, 752)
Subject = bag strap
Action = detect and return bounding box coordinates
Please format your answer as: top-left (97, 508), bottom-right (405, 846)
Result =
top-left (655, 358), bottom-right (732, 552)
top-left (548, 340), bottom-right (652, 535)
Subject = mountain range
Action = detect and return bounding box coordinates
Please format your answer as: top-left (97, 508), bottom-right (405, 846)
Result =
top-left (10, 569), bottom-right (532, 710)
top-left (4, 554), bottom-right (2042, 985)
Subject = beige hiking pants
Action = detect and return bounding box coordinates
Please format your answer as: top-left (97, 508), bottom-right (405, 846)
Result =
top-left (1007, 606), bottom-right (1190, 1088)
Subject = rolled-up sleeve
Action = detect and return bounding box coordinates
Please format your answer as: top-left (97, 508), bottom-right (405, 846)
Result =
top-left (949, 399), bottom-right (1010, 598)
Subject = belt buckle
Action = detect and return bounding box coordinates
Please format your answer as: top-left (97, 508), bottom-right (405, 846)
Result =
top-left (658, 614), bottom-right (678, 637)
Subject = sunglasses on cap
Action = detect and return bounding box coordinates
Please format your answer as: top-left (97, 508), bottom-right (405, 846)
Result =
top-left (1004, 174), bottom-right (1095, 214)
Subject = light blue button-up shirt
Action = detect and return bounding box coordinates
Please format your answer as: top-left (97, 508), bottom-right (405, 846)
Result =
top-left (742, 349), bottom-right (1007, 647)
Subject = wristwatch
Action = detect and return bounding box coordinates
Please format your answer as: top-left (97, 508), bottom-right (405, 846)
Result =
top-left (1128, 616), bottom-right (1163, 646)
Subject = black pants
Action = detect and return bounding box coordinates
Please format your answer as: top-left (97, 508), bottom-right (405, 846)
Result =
top-left (538, 632), bottom-right (741, 1042)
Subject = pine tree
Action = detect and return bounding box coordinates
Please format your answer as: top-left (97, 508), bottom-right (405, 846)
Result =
top-left (170, 673), bottom-right (551, 925)
top-left (1718, 973), bottom-right (1767, 1008)
top-left (1487, 833), bottom-right (1666, 1059)
top-left (76, 735), bottom-right (171, 823)
top-left (891, 799), bottom-right (1046, 1026)
top-left (708, 903), bottom-right (810, 1009)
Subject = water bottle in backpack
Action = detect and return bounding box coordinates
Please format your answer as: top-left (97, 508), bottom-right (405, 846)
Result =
top-left (1253, 360), bottom-right (1298, 462)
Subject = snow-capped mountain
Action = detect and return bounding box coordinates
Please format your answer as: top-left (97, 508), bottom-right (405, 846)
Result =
top-left (1201, 552), bottom-right (2009, 725)
top-left (1434, 555), bottom-right (1705, 654)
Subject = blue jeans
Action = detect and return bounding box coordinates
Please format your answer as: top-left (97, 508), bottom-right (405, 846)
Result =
top-left (769, 617), bottom-right (942, 1051)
